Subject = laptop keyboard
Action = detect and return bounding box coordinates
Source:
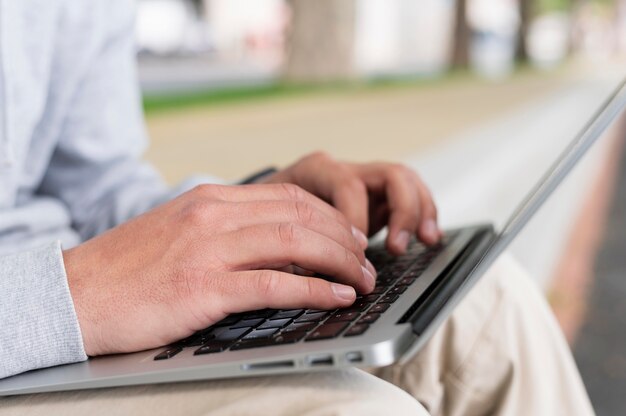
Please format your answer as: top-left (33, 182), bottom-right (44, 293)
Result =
top-left (154, 239), bottom-right (447, 361)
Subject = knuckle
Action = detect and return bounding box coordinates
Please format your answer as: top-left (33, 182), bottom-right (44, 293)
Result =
top-left (292, 201), bottom-right (316, 225)
top-left (180, 200), bottom-right (215, 225)
top-left (390, 163), bottom-right (411, 177)
top-left (304, 278), bottom-right (316, 301)
top-left (343, 247), bottom-right (357, 268)
top-left (342, 176), bottom-right (366, 195)
top-left (190, 183), bottom-right (214, 197)
top-left (280, 183), bottom-right (306, 201)
top-left (255, 270), bottom-right (281, 298)
top-left (276, 222), bottom-right (299, 246)
top-left (307, 150), bottom-right (332, 163)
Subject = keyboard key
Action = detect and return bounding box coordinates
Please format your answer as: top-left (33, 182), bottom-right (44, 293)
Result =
top-left (342, 300), bottom-right (372, 313)
top-left (358, 313), bottom-right (380, 324)
top-left (154, 346), bottom-right (182, 360)
top-left (272, 331), bottom-right (307, 345)
top-left (230, 339), bottom-right (274, 350)
top-left (305, 309), bottom-right (328, 314)
top-left (214, 327), bottom-right (251, 341)
top-left (390, 265), bottom-right (408, 274)
top-left (257, 318), bottom-right (292, 330)
top-left (370, 303), bottom-right (390, 313)
top-left (281, 321), bottom-right (317, 333)
top-left (194, 341), bottom-right (231, 355)
top-left (362, 294), bottom-right (381, 303)
top-left (295, 312), bottom-right (328, 323)
top-left (344, 324), bottom-right (369, 337)
top-left (231, 318), bottom-right (264, 329)
top-left (388, 286), bottom-right (407, 295)
top-left (377, 277), bottom-right (395, 286)
top-left (326, 311), bottom-right (360, 323)
top-left (216, 315), bottom-right (241, 325)
top-left (379, 294), bottom-right (399, 303)
top-left (398, 277), bottom-right (416, 286)
top-left (271, 309), bottom-right (304, 320)
top-left (370, 286), bottom-right (387, 295)
top-left (242, 328), bottom-right (279, 340)
top-left (305, 322), bottom-right (349, 341)
top-left (243, 309), bottom-right (275, 319)
top-left (179, 333), bottom-right (214, 347)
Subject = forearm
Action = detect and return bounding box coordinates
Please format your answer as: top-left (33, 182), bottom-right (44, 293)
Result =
top-left (0, 242), bottom-right (86, 379)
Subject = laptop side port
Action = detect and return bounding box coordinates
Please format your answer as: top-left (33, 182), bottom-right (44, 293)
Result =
top-left (345, 351), bottom-right (363, 363)
top-left (306, 354), bottom-right (334, 367)
top-left (242, 360), bottom-right (296, 371)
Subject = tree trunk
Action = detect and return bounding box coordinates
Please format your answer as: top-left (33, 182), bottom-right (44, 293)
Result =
top-left (451, 0), bottom-right (470, 69)
top-left (515, 0), bottom-right (533, 62)
top-left (283, 0), bottom-right (356, 83)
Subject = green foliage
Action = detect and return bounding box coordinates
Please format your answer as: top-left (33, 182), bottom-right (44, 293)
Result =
top-left (142, 65), bottom-right (555, 116)
top-left (538, 0), bottom-right (571, 13)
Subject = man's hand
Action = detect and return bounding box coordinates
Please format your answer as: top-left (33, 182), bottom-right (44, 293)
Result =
top-left (64, 183), bottom-right (375, 356)
top-left (260, 152), bottom-right (441, 254)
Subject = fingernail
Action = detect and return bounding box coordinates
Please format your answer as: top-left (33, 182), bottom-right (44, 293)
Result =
top-left (394, 230), bottom-right (410, 252)
top-left (361, 265), bottom-right (376, 289)
top-left (422, 220), bottom-right (439, 242)
top-left (331, 283), bottom-right (356, 301)
top-left (352, 226), bottom-right (369, 249)
top-left (365, 259), bottom-right (377, 278)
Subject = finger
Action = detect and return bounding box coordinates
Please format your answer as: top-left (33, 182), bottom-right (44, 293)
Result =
top-left (192, 183), bottom-right (354, 233)
top-left (271, 153), bottom-right (370, 234)
top-left (367, 197), bottom-right (390, 237)
top-left (294, 161), bottom-right (370, 235)
top-left (411, 173), bottom-right (441, 245)
top-left (329, 172), bottom-right (370, 237)
top-left (218, 223), bottom-right (376, 293)
top-left (216, 200), bottom-right (368, 260)
top-left (382, 168), bottom-right (422, 255)
top-left (211, 270), bottom-right (357, 314)
top-left (354, 163), bottom-right (437, 252)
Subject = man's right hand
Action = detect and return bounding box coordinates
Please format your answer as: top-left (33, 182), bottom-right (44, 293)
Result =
top-left (63, 184), bottom-right (375, 356)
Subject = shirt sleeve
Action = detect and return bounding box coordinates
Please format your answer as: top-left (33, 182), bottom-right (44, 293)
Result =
top-left (0, 242), bottom-right (86, 379)
top-left (38, 1), bottom-right (220, 242)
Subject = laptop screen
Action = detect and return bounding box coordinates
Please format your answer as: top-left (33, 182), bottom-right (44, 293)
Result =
top-left (484, 77), bottom-right (626, 273)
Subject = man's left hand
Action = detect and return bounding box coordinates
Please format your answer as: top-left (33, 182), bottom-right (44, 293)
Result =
top-left (259, 152), bottom-right (442, 255)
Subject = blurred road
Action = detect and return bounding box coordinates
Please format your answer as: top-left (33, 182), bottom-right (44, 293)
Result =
top-left (139, 55), bottom-right (279, 95)
top-left (574, 138), bottom-right (626, 415)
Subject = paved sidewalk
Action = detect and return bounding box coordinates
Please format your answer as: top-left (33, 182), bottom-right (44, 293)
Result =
top-left (144, 70), bottom-right (570, 183)
top-left (574, 135), bottom-right (626, 415)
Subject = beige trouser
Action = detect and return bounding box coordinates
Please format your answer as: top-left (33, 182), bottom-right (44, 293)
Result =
top-left (0, 254), bottom-right (595, 416)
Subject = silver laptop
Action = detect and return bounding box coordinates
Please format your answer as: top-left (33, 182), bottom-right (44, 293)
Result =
top-left (1, 78), bottom-right (624, 397)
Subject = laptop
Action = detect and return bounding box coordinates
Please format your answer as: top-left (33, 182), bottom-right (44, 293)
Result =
top-left (1, 78), bottom-right (624, 396)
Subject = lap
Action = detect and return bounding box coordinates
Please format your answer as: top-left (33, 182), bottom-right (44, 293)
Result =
top-left (0, 368), bottom-right (427, 416)
top-left (375, 253), bottom-right (594, 416)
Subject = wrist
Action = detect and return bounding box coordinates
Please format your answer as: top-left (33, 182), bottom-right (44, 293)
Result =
top-left (62, 247), bottom-right (100, 356)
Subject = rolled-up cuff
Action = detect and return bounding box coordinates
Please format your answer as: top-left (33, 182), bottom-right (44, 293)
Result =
top-left (0, 241), bottom-right (87, 379)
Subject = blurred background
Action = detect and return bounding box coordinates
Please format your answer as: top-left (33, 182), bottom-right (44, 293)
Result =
top-left (135, 0), bottom-right (625, 413)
